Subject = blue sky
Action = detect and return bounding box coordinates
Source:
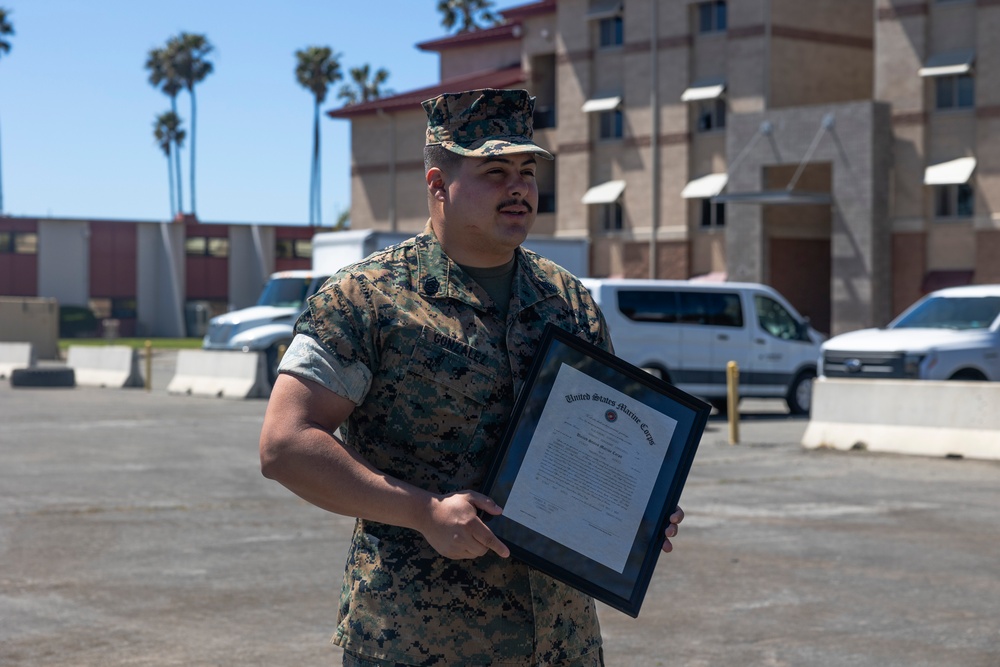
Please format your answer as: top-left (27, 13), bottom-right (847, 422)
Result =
top-left (0, 0), bottom-right (525, 225)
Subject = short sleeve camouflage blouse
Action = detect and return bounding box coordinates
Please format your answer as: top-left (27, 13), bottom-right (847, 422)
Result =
top-left (285, 224), bottom-right (611, 666)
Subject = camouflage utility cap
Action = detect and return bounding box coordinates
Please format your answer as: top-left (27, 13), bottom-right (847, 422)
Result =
top-left (423, 88), bottom-right (554, 160)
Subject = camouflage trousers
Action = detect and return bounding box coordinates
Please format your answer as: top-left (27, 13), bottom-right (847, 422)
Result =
top-left (342, 647), bottom-right (605, 667)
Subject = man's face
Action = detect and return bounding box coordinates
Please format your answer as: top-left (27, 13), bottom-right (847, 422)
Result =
top-left (437, 153), bottom-right (539, 266)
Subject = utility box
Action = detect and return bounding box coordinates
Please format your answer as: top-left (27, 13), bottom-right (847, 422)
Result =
top-left (0, 297), bottom-right (60, 359)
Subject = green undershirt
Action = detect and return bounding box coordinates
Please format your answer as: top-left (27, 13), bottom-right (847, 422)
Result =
top-left (460, 256), bottom-right (517, 320)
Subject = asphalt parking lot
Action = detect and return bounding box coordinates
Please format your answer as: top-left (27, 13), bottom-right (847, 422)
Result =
top-left (1, 351), bottom-right (998, 666)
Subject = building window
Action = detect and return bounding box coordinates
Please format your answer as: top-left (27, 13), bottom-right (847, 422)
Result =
top-left (294, 239), bottom-right (312, 259)
top-left (598, 16), bottom-right (623, 48)
top-left (935, 74), bottom-right (974, 110)
top-left (934, 184), bottom-right (974, 218)
top-left (698, 1), bottom-right (727, 33)
top-left (533, 105), bottom-right (556, 129)
top-left (276, 238), bottom-right (313, 260)
top-left (700, 199), bottom-right (726, 228)
top-left (537, 192), bottom-right (556, 214)
top-left (696, 99), bottom-right (726, 132)
top-left (185, 236), bottom-right (230, 257)
top-left (601, 202), bottom-right (623, 231)
top-left (0, 231), bottom-right (38, 254)
top-left (599, 109), bottom-right (623, 139)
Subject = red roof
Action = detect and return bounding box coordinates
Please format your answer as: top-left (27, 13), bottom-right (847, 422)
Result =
top-left (415, 0), bottom-right (554, 52)
top-left (327, 65), bottom-right (527, 119)
top-left (500, 0), bottom-right (556, 21)
top-left (417, 22), bottom-right (522, 53)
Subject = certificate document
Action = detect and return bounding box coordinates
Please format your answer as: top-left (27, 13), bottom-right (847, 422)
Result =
top-left (481, 324), bottom-right (709, 617)
top-left (502, 363), bottom-right (678, 573)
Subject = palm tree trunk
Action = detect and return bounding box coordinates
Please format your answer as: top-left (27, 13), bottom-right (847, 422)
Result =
top-left (167, 145), bottom-right (176, 219)
top-left (314, 100), bottom-right (322, 226)
top-left (171, 96), bottom-right (184, 215)
top-left (0, 114), bottom-right (4, 214)
top-left (189, 88), bottom-right (197, 215)
top-left (311, 100), bottom-right (321, 226)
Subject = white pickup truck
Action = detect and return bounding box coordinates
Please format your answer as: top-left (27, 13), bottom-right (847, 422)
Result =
top-left (820, 285), bottom-right (1000, 381)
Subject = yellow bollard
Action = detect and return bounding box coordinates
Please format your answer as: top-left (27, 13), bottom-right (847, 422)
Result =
top-left (145, 340), bottom-right (153, 392)
top-left (726, 360), bottom-right (740, 445)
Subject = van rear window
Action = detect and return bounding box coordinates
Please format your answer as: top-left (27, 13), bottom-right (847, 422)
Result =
top-left (617, 290), bottom-right (743, 327)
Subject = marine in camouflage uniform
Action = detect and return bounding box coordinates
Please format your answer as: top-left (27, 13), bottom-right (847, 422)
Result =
top-left (273, 89), bottom-right (611, 666)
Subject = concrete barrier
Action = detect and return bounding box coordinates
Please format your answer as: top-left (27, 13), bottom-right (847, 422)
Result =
top-left (167, 349), bottom-right (269, 399)
top-left (802, 378), bottom-right (1000, 461)
top-left (66, 345), bottom-right (144, 388)
top-left (0, 342), bottom-right (35, 379)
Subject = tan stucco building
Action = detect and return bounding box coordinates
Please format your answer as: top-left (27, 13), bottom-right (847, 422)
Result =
top-left (329, 0), bottom-right (999, 336)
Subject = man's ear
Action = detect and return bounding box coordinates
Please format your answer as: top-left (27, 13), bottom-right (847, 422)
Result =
top-left (426, 167), bottom-right (446, 202)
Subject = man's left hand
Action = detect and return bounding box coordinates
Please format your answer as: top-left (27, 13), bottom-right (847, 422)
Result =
top-left (661, 506), bottom-right (684, 553)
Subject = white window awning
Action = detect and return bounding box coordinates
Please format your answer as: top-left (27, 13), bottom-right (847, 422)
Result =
top-left (586, 0), bottom-right (623, 21)
top-left (681, 78), bottom-right (726, 102)
top-left (681, 173), bottom-right (728, 199)
top-left (919, 50), bottom-right (975, 77)
top-left (924, 157), bottom-right (976, 185)
top-left (581, 96), bottom-right (622, 113)
top-left (582, 180), bottom-right (626, 205)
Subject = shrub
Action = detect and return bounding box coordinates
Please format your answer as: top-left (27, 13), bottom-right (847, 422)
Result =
top-left (59, 305), bottom-right (99, 338)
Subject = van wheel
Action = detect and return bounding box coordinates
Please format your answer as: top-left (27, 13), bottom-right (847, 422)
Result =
top-left (643, 366), bottom-right (671, 384)
top-left (786, 370), bottom-right (815, 415)
top-left (948, 369), bottom-right (987, 381)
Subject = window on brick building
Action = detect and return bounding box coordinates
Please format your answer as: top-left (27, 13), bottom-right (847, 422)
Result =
top-left (934, 184), bottom-right (974, 219)
top-left (599, 109), bottom-right (624, 139)
top-left (185, 236), bottom-right (230, 257)
top-left (698, 1), bottom-right (727, 33)
top-left (935, 74), bottom-right (974, 110)
top-left (696, 98), bottom-right (726, 132)
top-left (598, 16), bottom-right (623, 48)
top-left (700, 199), bottom-right (726, 228)
top-left (602, 202), bottom-right (624, 231)
top-left (0, 231), bottom-right (38, 254)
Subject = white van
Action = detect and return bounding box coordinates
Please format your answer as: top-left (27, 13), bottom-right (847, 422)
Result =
top-left (581, 279), bottom-right (825, 414)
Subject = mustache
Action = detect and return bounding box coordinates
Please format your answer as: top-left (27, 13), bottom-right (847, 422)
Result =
top-left (497, 198), bottom-right (534, 213)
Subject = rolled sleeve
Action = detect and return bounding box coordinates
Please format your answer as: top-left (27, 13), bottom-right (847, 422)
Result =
top-left (278, 333), bottom-right (372, 404)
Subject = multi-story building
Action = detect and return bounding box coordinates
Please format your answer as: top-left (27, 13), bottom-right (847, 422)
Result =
top-left (330, 0), bottom-right (999, 336)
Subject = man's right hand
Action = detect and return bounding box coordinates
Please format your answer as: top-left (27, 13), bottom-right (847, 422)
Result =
top-left (420, 491), bottom-right (511, 560)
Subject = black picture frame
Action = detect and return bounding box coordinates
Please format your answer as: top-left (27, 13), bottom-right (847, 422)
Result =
top-left (481, 324), bottom-right (711, 618)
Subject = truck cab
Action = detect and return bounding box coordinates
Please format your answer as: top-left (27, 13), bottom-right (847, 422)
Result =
top-left (202, 270), bottom-right (329, 384)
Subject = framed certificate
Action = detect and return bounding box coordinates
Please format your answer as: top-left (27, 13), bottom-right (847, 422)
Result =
top-left (480, 324), bottom-right (710, 618)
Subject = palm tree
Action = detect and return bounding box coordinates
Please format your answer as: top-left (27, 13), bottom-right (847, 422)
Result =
top-left (145, 46), bottom-right (184, 214)
top-left (437, 0), bottom-right (499, 33)
top-left (154, 112), bottom-right (185, 219)
top-left (337, 64), bottom-right (391, 105)
top-left (0, 7), bottom-right (14, 214)
top-left (167, 32), bottom-right (213, 216)
top-left (295, 46), bottom-right (341, 226)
